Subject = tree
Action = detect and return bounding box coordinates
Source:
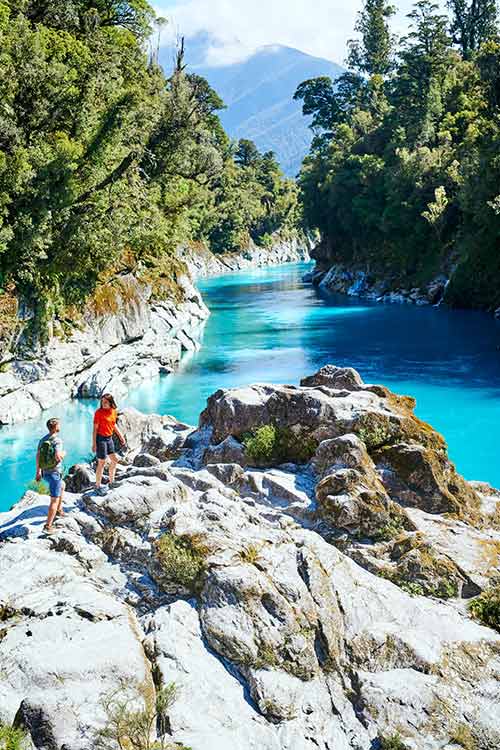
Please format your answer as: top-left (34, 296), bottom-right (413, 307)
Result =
top-left (235, 139), bottom-right (259, 167)
top-left (153, 15), bottom-right (168, 65)
top-left (447, 0), bottom-right (498, 58)
top-left (294, 73), bottom-right (365, 135)
top-left (389, 1), bottom-right (452, 146)
top-left (295, 0), bottom-right (500, 311)
top-left (15, 0), bottom-right (155, 38)
top-left (347, 0), bottom-right (396, 76)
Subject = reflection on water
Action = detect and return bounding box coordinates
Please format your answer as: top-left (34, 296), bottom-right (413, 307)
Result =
top-left (1, 261), bottom-right (499, 510)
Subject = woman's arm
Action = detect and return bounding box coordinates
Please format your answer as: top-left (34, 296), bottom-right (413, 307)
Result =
top-left (92, 423), bottom-right (98, 453)
top-left (114, 425), bottom-right (126, 445)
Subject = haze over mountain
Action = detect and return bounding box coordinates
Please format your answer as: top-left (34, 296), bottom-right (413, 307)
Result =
top-left (159, 34), bottom-right (344, 176)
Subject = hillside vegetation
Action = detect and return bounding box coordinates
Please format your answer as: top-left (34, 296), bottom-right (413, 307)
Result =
top-left (0, 1), bottom-right (299, 345)
top-left (296, 0), bottom-right (500, 311)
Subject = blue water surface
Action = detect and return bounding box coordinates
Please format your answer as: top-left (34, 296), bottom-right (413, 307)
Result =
top-left (1, 261), bottom-right (499, 510)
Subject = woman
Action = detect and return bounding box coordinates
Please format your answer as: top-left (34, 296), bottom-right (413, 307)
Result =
top-left (92, 393), bottom-right (126, 496)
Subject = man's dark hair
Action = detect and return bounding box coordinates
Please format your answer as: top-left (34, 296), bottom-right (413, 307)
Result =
top-left (46, 418), bottom-right (59, 433)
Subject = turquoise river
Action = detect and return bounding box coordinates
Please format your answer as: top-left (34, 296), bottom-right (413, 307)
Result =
top-left (1, 261), bottom-right (499, 512)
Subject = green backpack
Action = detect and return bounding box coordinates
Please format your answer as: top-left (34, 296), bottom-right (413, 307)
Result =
top-left (39, 437), bottom-right (58, 471)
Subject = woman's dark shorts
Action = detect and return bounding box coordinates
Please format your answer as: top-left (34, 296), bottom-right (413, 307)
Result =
top-left (96, 434), bottom-right (116, 460)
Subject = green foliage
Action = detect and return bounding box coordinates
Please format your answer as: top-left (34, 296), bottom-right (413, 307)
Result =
top-left (0, 724), bottom-right (27, 750)
top-left (398, 580), bottom-right (426, 596)
top-left (200, 145), bottom-right (299, 254)
top-left (243, 424), bottom-right (317, 466)
top-left (373, 518), bottom-right (405, 542)
top-left (26, 479), bottom-right (50, 495)
top-left (0, 4), bottom-right (298, 342)
top-left (378, 734), bottom-right (408, 750)
top-left (296, 1), bottom-right (500, 311)
top-left (95, 680), bottom-right (189, 750)
top-left (155, 533), bottom-right (208, 592)
top-left (469, 586), bottom-right (500, 632)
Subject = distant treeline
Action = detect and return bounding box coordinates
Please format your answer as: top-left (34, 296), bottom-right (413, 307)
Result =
top-left (0, 1), bottom-right (299, 338)
top-left (295, 0), bottom-right (500, 310)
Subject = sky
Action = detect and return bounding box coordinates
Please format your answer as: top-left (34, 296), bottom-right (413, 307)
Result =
top-left (154, 0), bottom-right (420, 66)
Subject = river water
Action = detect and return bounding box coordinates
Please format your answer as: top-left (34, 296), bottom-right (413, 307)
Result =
top-left (1, 261), bottom-right (499, 511)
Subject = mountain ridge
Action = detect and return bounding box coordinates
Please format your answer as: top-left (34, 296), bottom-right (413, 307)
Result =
top-left (159, 36), bottom-right (344, 175)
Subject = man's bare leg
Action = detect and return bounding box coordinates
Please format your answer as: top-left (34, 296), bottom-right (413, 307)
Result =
top-left (45, 496), bottom-right (59, 531)
top-left (56, 481), bottom-right (66, 517)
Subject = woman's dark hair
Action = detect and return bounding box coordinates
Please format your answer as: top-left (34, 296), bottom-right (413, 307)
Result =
top-left (100, 393), bottom-right (117, 409)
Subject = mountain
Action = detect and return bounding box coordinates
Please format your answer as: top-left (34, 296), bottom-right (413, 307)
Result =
top-left (159, 36), bottom-right (344, 176)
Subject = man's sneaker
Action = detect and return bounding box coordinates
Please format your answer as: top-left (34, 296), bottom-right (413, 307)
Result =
top-left (96, 486), bottom-right (108, 496)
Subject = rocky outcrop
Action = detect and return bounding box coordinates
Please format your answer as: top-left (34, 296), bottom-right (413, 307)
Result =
top-left (178, 234), bottom-right (310, 279)
top-left (1, 366), bottom-right (499, 750)
top-left (0, 237), bottom-right (309, 426)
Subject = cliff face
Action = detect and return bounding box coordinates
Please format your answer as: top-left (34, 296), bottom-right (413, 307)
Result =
top-left (0, 273), bottom-right (209, 425)
top-left (0, 240), bottom-right (309, 426)
top-left (0, 366), bottom-right (499, 750)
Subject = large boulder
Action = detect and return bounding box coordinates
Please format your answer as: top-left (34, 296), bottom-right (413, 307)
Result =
top-left (117, 407), bottom-right (193, 461)
top-left (199, 376), bottom-right (444, 453)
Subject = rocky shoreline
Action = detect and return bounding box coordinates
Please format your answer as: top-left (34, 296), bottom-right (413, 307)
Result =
top-left (306, 263), bottom-right (449, 308)
top-left (0, 238), bottom-right (309, 426)
top-left (0, 366), bottom-right (498, 749)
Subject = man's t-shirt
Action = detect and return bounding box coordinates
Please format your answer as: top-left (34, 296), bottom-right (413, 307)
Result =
top-left (38, 433), bottom-right (63, 471)
top-left (94, 408), bottom-right (118, 437)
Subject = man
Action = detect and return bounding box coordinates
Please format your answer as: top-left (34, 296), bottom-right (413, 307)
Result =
top-left (36, 417), bottom-right (66, 534)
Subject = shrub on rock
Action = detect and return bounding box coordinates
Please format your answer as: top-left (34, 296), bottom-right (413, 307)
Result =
top-left (243, 424), bottom-right (317, 466)
top-left (469, 586), bottom-right (500, 632)
top-left (154, 533), bottom-right (209, 594)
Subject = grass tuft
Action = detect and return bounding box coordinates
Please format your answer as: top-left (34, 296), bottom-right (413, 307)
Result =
top-left (449, 723), bottom-right (477, 750)
top-left (155, 533), bottom-right (209, 592)
top-left (0, 724), bottom-right (27, 750)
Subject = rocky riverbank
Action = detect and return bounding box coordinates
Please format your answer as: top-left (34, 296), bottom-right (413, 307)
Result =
top-left (0, 239), bottom-right (309, 426)
top-left (1, 366), bottom-right (499, 750)
top-left (178, 235), bottom-right (310, 280)
top-left (307, 263), bottom-right (448, 307)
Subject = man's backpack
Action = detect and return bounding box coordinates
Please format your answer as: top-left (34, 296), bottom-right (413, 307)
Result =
top-left (39, 437), bottom-right (58, 471)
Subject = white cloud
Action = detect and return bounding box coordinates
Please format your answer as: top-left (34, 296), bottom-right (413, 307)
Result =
top-left (154, 0), bottom-right (418, 66)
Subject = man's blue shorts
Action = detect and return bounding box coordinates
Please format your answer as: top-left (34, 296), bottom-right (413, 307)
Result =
top-left (42, 470), bottom-right (63, 498)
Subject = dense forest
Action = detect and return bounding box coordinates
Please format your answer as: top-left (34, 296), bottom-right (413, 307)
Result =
top-left (295, 0), bottom-right (500, 311)
top-left (0, 0), bottom-right (299, 342)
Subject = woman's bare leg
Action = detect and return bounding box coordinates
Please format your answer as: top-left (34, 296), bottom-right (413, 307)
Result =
top-left (108, 454), bottom-right (118, 484)
top-left (96, 458), bottom-right (106, 488)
